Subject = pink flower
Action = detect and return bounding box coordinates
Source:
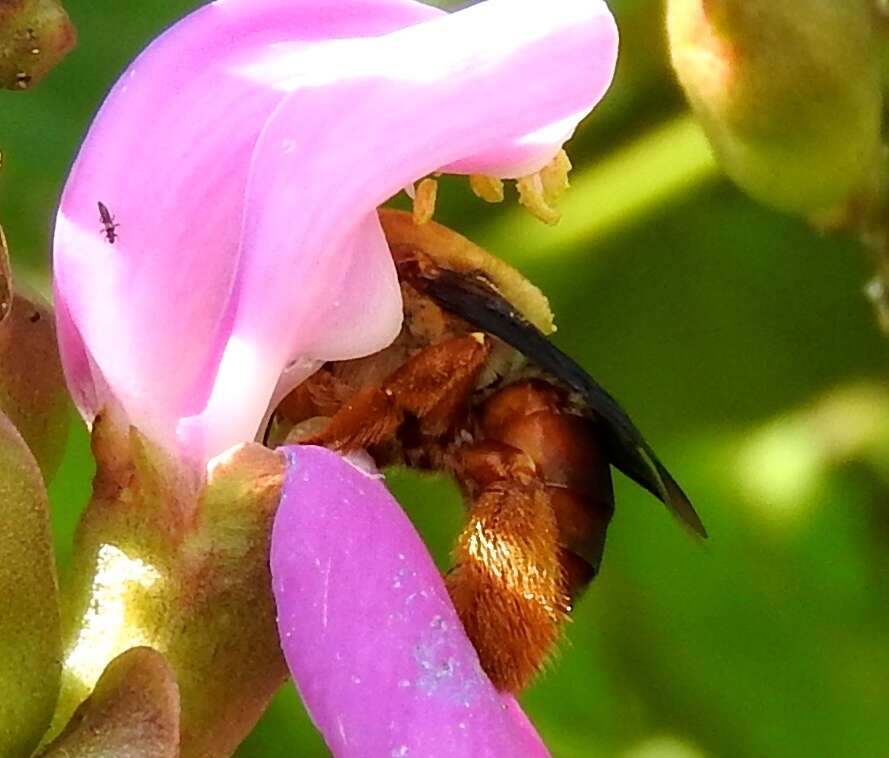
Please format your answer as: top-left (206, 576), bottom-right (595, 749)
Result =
top-left (52, 0), bottom-right (617, 752)
top-left (52, 0), bottom-right (617, 467)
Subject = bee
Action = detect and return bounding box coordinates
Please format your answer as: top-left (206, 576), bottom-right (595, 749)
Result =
top-left (97, 201), bottom-right (119, 244)
top-left (273, 209), bottom-right (705, 693)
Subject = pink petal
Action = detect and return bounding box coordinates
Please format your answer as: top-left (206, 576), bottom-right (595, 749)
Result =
top-left (196, 0), bottom-right (618, 458)
top-left (271, 445), bottom-right (549, 757)
top-left (54, 0), bottom-right (617, 464)
top-left (52, 0), bottom-right (442, 456)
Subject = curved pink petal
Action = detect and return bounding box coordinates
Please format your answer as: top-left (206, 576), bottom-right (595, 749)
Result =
top-left (54, 0), bottom-right (617, 463)
top-left (52, 0), bottom-right (443, 456)
top-left (194, 0), bottom-right (618, 458)
top-left (271, 445), bottom-right (549, 757)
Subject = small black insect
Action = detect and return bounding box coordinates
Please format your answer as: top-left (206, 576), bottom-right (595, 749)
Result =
top-left (97, 201), bottom-right (119, 244)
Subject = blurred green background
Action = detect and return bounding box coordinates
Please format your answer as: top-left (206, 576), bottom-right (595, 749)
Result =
top-left (3, 1), bottom-right (889, 756)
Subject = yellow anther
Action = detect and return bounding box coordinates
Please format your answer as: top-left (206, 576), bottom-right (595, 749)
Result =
top-left (469, 175), bottom-right (505, 203)
top-left (539, 149), bottom-right (572, 204)
top-left (516, 150), bottom-right (572, 226)
top-left (412, 177), bottom-right (438, 225)
top-left (516, 174), bottom-right (561, 225)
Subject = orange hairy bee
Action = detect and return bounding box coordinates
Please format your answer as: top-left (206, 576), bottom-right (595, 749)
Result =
top-left (273, 209), bottom-right (706, 693)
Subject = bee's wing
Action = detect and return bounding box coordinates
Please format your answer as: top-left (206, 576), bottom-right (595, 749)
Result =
top-left (419, 268), bottom-right (707, 539)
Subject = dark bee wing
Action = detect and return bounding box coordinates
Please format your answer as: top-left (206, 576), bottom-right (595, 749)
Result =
top-left (417, 268), bottom-right (707, 539)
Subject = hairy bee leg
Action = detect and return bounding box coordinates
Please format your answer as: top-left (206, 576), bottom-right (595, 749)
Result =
top-left (383, 333), bottom-right (491, 436)
top-left (299, 386), bottom-right (403, 450)
top-left (446, 480), bottom-right (569, 693)
top-left (301, 334), bottom-right (491, 451)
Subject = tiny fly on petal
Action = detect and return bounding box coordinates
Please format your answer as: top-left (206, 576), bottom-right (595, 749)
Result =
top-left (97, 201), bottom-right (119, 244)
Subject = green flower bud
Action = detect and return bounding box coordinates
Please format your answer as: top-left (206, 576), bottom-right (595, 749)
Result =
top-left (0, 409), bottom-right (61, 757)
top-left (0, 291), bottom-right (70, 481)
top-left (0, 0), bottom-right (75, 89)
top-left (667, 0), bottom-right (883, 214)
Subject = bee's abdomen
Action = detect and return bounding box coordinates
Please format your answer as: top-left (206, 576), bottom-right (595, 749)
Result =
top-left (477, 380), bottom-right (615, 586)
top-left (446, 380), bottom-right (615, 692)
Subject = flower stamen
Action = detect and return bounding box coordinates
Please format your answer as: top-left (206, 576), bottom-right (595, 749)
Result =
top-left (469, 175), bottom-right (505, 203)
top-left (516, 149), bottom-right (572, 225)
top-left (412, 177), bottom-right (438, 225)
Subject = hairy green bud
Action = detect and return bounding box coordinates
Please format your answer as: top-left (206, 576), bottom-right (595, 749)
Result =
top-left (0, 0), bottom-right (75, 89)
top-left (0, 410), bottom-right (61, 757)
top-left (668, 0), bottom-right (883, 215)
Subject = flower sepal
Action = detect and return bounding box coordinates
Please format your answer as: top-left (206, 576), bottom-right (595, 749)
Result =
top-left (0, 268), bottom-right (69, 481)
top-left (50, 415), bottom-right (288, 756)
top-left (37, 647), bottom-right (179, 758)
